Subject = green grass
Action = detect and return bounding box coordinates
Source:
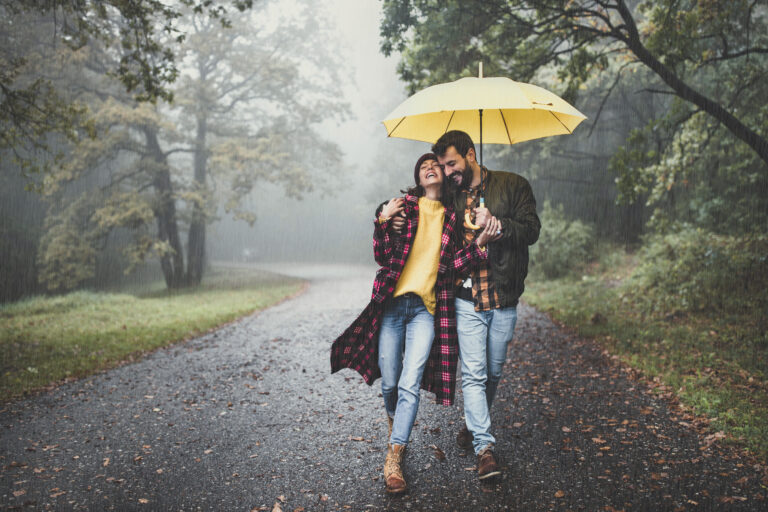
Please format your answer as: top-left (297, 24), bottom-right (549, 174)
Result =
top-left (525, 251), bottom-right (768, 459)
top-left (0, 267), bottom-right (304, 400)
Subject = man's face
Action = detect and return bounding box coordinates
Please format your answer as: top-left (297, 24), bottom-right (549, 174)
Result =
top-left (418, 159), bottom-right (444, 187)
top-left (437, 146), bottom-right (472, 189)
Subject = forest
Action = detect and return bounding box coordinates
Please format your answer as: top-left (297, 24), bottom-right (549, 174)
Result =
top-left (1, 0), bottom-right (767, 458)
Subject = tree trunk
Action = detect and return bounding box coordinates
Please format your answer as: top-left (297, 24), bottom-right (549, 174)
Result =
top-left (144, 127), bottom-right (185, 289)
top-left (616, 0), bottom-right (768, 167)
top-left (186, 112), bottom-right (208, 286)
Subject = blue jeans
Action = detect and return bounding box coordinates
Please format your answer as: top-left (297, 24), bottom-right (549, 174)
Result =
top-left (378, 294), bottom-right (435, 446)
top-left (455, 297), bottom-right (517, 454)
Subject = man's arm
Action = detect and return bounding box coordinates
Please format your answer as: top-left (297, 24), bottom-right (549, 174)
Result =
top-left (475, 177), bottom-right (540, 248)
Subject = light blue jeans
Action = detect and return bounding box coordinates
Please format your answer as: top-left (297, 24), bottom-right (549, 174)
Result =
top-left (378, 294), bottom-right (435, 446)
top-left (455, 297), bottom-right (518, 454)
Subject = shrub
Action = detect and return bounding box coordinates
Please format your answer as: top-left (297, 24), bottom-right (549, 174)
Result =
top-left (624, 225), bottom-right (768, 316)
top-left (531, 201), bottom-right (595, 279)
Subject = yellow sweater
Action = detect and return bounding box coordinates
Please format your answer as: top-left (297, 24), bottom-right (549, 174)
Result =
top-left (393, 197), bottom-right (445, 315)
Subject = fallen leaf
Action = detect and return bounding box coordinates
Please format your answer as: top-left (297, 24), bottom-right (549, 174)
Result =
top-left (139, 498), bottom-right (149, 504)
top-left (272, 503), bottom-right (283, 512)
top-left (350, 436), bottom-right (365, 442)
top-left (429, 444), bottom-right (446, 461)
top-left (555, 490), bottom-right (565, 498)
top-left (204, 449), bottom-right (213, 455)
top-left (561, 426), bottom-right (571, 432)
top-left (277, 495), bottom-right (286, 503)
top-left (13, 490), bottom-right (26, 497)
top-left (103, 458), bottom-right (110, 467)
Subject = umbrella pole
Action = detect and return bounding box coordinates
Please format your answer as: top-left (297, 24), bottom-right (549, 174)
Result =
top-left (479, 108), bottom-right (484, 208)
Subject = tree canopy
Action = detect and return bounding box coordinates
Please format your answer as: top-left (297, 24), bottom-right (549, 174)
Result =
top-left (0, 0), bottom-right (253, 181)
top-left (380, 0), bottom-right (768, 166)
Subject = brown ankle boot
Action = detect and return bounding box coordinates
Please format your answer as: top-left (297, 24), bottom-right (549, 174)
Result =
top-left (383, 443), bottom-right (406, 493)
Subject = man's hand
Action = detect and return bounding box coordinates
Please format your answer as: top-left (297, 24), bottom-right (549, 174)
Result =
top-left (389, 215), bottom-right (406, 233)
top-left (475, 216), bottom-right (502, 247)
top-left (473, 206), bottom-right (492, 227)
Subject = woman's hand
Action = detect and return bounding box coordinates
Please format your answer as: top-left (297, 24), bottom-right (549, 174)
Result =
top-left (475, 216), bottom-right (502, 248)
top-left (380, 197), bottom-right (404, 222)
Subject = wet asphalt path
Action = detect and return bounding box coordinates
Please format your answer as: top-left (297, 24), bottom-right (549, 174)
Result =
top-left (1, 264), bottom-right (766, 511)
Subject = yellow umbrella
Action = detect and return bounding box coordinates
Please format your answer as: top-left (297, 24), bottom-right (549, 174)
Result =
top-left (382, 65), bottom-right (587, 165)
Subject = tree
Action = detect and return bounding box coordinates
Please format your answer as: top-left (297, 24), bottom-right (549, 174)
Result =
top-left (35, 1), bottom-right (348, 292)
top-left (0, 0), bottom-right (253, 182)
top-left (380, 0), bottom-right (768, 167)
top-left (171, 2), bottom-right (347, 284)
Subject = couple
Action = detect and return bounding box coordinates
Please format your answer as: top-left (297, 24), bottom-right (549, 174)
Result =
top-left (331, 130), bottom-right (541, 493)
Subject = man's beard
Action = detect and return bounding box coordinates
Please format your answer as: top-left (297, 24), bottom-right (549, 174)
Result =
top-left (449, 161), bottom-right (473, 190)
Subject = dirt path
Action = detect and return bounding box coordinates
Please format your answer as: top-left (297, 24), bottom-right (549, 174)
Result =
top-left (1, 264), bottom-right (764, 511)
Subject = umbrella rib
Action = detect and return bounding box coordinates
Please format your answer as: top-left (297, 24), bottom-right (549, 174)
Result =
top-left (549, 111), bottom-right (572, 134)
top-left (444, 111), bottom-right (456, 134)
top-left (387, 117), bottom-right (407, 137)
top-left (499, 109), bottom-right (513, 144)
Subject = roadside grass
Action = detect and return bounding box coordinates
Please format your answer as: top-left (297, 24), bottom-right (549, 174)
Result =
top-left (525, 249), bottom-right (768, 459)
top-left (0, 266), bottom-right (304, 401)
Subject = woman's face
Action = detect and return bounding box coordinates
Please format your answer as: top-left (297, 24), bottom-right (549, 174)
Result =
top-left (418, 159), bottom-right (444, 187)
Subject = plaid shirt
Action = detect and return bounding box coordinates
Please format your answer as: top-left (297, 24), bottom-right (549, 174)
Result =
top-left (330, 195), bottom-right (487, 405)
top-left (459, 169), bottom-right (500, 311)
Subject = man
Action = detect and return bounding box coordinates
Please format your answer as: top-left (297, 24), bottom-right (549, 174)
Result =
top-left (432, 130), bottom-right (541, 480)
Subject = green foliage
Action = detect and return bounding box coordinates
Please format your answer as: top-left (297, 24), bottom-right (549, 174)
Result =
top-left (380, 0), bottom-right (768, 233)
top-left (36, 196), bottom-right (99, 292)
top-left (0, 1), bottom-right (255, 182)
top-left (624, 226), bottom-right (768, 317)
top-left (530, 201), bottom-right (595, 279)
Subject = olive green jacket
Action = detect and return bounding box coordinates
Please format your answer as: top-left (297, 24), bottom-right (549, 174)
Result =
top-left (452, 169), bottom-right (541, 308)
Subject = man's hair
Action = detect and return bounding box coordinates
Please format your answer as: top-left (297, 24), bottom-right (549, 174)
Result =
top-left (432, 130), bottom-right (475, 158)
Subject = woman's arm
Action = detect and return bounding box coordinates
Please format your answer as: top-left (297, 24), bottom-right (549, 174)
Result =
top-left (451, 217), bottom-right (501, 276)
top-left (373, 198), bottom-right (404, 266)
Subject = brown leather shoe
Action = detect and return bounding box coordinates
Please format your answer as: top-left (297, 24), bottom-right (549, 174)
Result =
top-left (384, 443), bottom-right (407, 493)
top-left (456, 425), bottom-right (473, 450)
top-left (477, 445), bottom-right (501, 480)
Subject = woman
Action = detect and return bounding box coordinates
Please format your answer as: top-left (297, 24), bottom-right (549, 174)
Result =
top-left (331, 153), bottom-right (501, 493)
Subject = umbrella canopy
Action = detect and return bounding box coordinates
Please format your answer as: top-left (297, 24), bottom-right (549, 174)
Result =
top-left (382, 76), bottom-right (586, 147)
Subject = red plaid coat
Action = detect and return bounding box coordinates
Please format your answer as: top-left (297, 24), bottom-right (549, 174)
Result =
top-left (330, 194), bottom-right (487, 405)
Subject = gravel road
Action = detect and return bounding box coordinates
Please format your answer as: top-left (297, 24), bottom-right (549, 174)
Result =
top-left (1, 264), bottom-right (765, 511)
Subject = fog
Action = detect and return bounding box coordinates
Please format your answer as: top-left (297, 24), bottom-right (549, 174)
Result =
top-left (4, 0), bottom-right (763, 301)
top-left (208, 0), bottom-right (432, 265)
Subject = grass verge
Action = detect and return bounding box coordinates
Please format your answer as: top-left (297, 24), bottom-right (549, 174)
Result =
top-left (0, 266), bottom-right (304, 401)
top-left (525, 252), bottom-right (768, 459)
